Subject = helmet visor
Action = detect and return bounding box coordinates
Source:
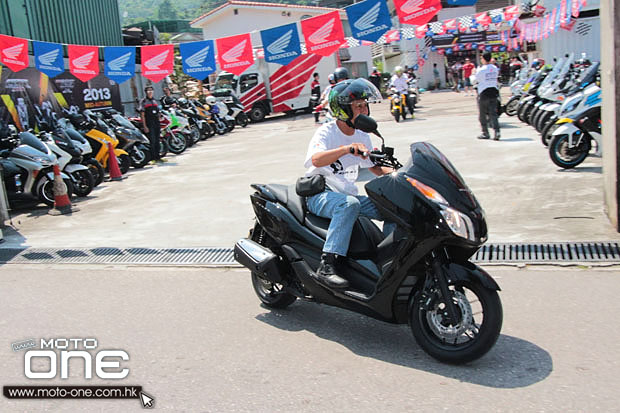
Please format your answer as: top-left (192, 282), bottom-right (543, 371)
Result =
top-left (338, 78), bottom-right (382, 104)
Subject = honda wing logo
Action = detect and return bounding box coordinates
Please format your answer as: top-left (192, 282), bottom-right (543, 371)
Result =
top-left (221, 40), bottom-right (247, 63)
top-left (38, 49), bottom-right (60, 65)
top-left (353, 3), bottom-right (381, 31)
top-left (107, 52), bottom-right (132, 70)
top-left (401, 0), bottom-right (424, 14)
top-left (72, 51), bottom-right (95, 69)
top-left (144, 50), bottom-right (169, 70)
top-left (309, 18), bottom-right (335, 43)
top-left (3, 43), bottom-right (24, 59)
top-left (185, 46), bottom-right (210, 67)
top-left (266, 30), bottom-right (293, 55)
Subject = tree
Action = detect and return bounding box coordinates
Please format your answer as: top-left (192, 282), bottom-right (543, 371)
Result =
top-left (158, 0), bottom-right (178, 20)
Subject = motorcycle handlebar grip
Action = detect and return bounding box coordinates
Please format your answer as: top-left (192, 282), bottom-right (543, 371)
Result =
top-left (348, 146), bottom-right (369, 157)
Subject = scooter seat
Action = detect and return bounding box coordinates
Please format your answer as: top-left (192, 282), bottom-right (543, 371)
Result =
top-left (305, 213), bottom-right (384, 256)
top-left (262, 184), bottom-right (305, 223)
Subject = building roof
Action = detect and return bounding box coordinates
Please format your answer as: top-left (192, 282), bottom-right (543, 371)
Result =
top-left (191, 1), bottom-right (342, 27)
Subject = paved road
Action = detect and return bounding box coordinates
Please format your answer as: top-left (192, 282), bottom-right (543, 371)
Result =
top-left (2, 90), bottom-right (617, 249)
top-left (1, 265), bottom-right (619, 412)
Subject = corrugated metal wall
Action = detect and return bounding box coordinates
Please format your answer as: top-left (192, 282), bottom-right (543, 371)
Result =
top-left (0, 0), bottom-right (122, 46)
top-left (539, 17), bottom-right (601, 62)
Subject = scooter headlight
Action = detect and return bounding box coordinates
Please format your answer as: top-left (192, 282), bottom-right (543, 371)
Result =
top-left (439, 205), bottom-right (476, 242)
top-left (561, 97), bottom-right (582, 116)
top-left (406, 176), bottom-right (476, 241)
top-left (393, 97), bottom-right (400, 103)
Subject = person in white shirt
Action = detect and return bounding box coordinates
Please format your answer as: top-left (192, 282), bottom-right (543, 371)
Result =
top-left (388, 66), bottom-right (413, 114)
top-left (304, 78), bottom-right (393, 288)
top-left (475, 52), bottom-right (501, 140)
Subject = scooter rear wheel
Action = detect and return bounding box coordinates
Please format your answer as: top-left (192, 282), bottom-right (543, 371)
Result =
top-left (251, 272), bottom-right (296, 309)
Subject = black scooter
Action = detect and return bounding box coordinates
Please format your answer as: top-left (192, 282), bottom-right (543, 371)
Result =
top-left (235, 115), bottom-right (503, 364)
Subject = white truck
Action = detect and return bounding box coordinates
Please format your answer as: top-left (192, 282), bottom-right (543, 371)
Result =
top-left (213, 53), bottom-right (338, 122)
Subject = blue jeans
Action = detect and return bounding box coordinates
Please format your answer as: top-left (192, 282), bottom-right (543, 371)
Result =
top-left (306, 190), bottom-right (394, 257)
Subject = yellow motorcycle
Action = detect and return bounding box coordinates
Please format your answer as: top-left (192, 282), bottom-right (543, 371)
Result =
top-left (388, 87), bottom-right (407, 122)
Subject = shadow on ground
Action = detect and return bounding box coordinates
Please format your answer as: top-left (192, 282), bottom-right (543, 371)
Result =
top-left (256, 301), bottom-right (552, 389)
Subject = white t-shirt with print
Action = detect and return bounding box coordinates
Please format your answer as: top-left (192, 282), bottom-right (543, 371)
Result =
top-left (304, 121), bottom-right (375, 196)
top-left (475, 64), bottom-right (499, 94)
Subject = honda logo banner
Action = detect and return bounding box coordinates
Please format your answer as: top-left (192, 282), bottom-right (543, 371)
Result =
top-left (68, 45), bottom-right (99, 82)
top-left (260, 23), bottom-right (301, 66)
top-left (301, 11), bottom-right (345, 57)
top-left (104, 46), bottom-right (135, 84)
top-left (141, 44), bottom-right (173, 83)
top-left (180, 40), bottom-right (216, 80)
top-left (216, 33), bottom-right (254, 76)
top-left (33, 41), bottom-right (64, 78)
top-left (393, 0), bottom-right (441, 27)
top-left (0, 35), bottom-right (28, 72)
top-left (346, 0), bottom-right (391, 43)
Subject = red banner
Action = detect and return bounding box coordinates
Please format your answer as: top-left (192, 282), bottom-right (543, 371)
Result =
top-left (475, 12), bottom-right (491, 28)
top-left (550, 8), bottom-right (557, 33)
top-left (216, 34), bottom-right (254, 76)
top-left (415, 24), bottom-right (428, 39)
top-left (68, 45), bottom-right (99, 82)
top-left (444, 18), bottom-right (457, 32)
top-left (393, 0), bottom-right (441, 27)
top-left (561, 18), bottom-right (576, 31)
top-left (140, 44), bottom-right (173, 83)
top-left (560, 0), bottom-right (567, 25)
top-left (572, 0), bottom-right (581, 17)
top-left (385, 29), bottom-right (401, 43)
top-left (436, 48), bottom-right (445, 55)
top-left (504, 5), bottom-right (520, 21)
top-left (0, 35), bottom-right (28, 72)
top-left (301, 11), bottom-right (345, 57)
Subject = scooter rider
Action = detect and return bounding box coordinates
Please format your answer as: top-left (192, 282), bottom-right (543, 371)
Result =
top-left (304, 78), bottom-right (394, 289)
top-left (314, 67), bottom-right (350, 122)
top-left (389, 66), bottom-right (413, 114)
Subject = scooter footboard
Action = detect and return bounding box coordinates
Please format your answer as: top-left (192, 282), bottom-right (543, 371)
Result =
top-left (234, 238), bottom-right (282, 283)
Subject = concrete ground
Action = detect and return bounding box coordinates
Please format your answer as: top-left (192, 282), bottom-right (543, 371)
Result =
top-left (1, 265), bottom-right (619, 412)
top-left (1, 89), bottom-right (618, 249)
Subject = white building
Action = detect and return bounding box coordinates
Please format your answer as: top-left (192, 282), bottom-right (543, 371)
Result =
top-left (190, 0), bottom-right (374, 79)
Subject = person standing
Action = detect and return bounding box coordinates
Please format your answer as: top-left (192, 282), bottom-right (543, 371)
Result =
top-left (433, 63), bottom-right (440, 90)
top-left (462, 58), bottom-right (475, 96)
top-left (451, 61), bottom-right (462, 92)
top-left (138, 86), bottom-right (163, 163)
top-left (368, 67), bottom-right (381, 91)
top-left (311, 72), bottom-right (321, 97)
top-left (475, 52), bottom-right (501, 141)
top-left (160, 87), bottom-right (177, 109)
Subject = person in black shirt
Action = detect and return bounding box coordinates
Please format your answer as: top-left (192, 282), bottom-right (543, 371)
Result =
top-left (160, 87), bottom-right (177, 109)
top-left (138, 86), bottom-right (162, 162)
top-left (368, 66), bottom-right (381, 91)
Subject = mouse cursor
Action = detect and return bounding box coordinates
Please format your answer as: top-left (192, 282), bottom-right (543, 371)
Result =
top-left (139, 391), bottom-right (155, 409)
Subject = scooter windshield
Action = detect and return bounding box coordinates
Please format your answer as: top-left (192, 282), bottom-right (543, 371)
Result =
top-left (402, 142), bottom-right (480, 212)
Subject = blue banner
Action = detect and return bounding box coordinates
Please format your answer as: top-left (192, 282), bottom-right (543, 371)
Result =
top-left (180, 40), bottom-right (216, 80)
top-left (33, 41), bottom-right (64, 78)
top-left (346, 0), bottom-right (391, 43)
top-left (260, 23), bottom-right (301, 66)
top-left (445, 0), bottom-right (477, 5)
top-left (104, 46), bottom-right (135, 84)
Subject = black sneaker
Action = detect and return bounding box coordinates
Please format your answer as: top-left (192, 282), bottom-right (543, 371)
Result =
top-left (477, 134), bottom-right (490, 140)
top-left (493, 130), bottom-right (501, 140)
top-left (315, 253), bottom-right (349, 289)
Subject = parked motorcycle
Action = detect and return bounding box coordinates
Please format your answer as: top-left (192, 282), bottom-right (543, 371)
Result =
top-left (38, 129), bottom-right (94, 197)
top-left (100, 109), bottom-right (152, 168)
top-left (0, 126), bottom-right (73, 207)
top-left (56, 118), bottom-right (105, 187)
top-left (220, 94), bottom-right (249, 128)
top-left (548, 84), bottom-right (601, 169)
top-left (160, 110), bottom-right (188, 154)
top-left (234, 114), bottom-right (503, 364)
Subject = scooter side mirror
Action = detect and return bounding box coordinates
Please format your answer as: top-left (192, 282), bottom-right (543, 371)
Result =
top-left (354, 114), bottom-right (384, 144)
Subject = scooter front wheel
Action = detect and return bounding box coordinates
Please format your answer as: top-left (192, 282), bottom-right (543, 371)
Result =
top-left (86, 159), bottom-right (104, 186)
top-left (409, 279), bottom-right (502, 364)
top-left (118, 154), bottom-right (131, 174)
top-left (71, 169), bottom-right (94, 198)
top-left (38, 177), bottom-right (74, 207)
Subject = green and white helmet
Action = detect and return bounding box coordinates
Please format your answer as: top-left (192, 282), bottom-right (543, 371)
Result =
top-left (328, 78), bottom-right (381, 125)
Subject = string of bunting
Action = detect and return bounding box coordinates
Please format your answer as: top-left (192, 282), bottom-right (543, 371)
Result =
top-left (0, 0), bottom-right (587, 84)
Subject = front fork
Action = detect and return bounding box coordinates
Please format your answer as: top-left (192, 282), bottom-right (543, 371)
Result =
top-left (427, 250), bottom-right (460, 325)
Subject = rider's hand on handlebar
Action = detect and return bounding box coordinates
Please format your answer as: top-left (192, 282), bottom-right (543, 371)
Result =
top-left (348, 143), bottom-right (369, 159)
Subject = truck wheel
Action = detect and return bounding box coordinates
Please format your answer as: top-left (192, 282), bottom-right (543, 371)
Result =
top-left (250, 105), bottom-right (266, 123)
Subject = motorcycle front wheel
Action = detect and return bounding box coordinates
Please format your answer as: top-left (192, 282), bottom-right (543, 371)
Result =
top-left (130, 145), bottom-right (150, 169)
top-left (549, 134), bottom-right (590, 169)
top-left (504, 96), bottom-right (519, 116)
top-left (237, 113), bottom-right (249, 127)
top-left (409, 280), bottom-right (502, 364)
top-left (166, 131), bottom-right (187, 154)
top-left (86, 158), bottom-right (104, 187)
top-left (393, 110), bottom-right (400, 122)
top-left (71, 169), bottom-right (94, 197)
